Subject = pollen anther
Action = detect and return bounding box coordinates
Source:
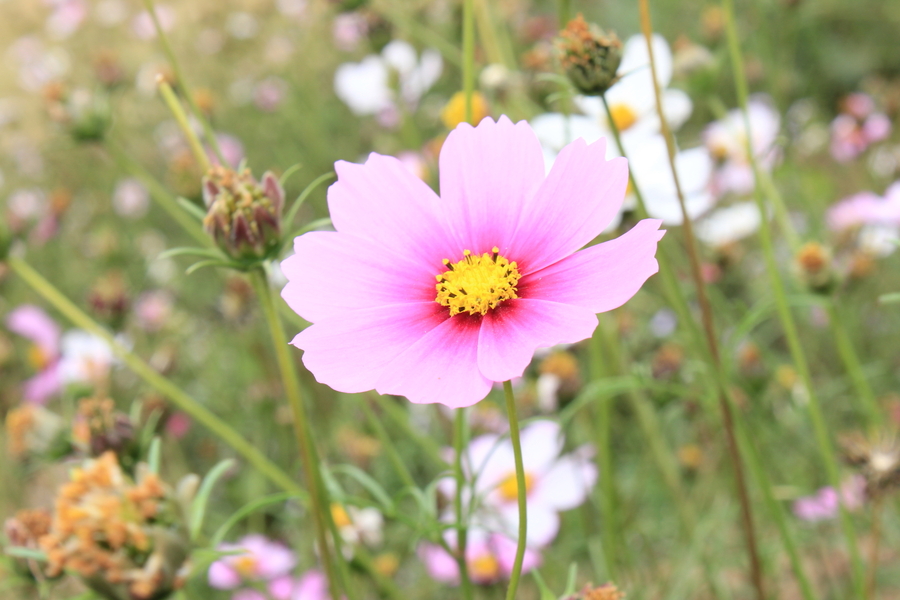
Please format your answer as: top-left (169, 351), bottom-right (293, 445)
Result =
top-left (435, 247), bottom-right (521, 316)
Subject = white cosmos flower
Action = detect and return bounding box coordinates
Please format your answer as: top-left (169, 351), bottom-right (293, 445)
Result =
top-left (531, 34), bottom-right (692, 162)
top-left (58, 330), bottom-right (115, 385)
top-left (695, 201), bottom-right (763, 248)
top-left (334, 40), bottom-right (442, 117)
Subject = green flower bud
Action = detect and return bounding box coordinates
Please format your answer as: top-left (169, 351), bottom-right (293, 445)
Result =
top-left (556, 15), bottom-right (623, 96)
top-left (202, 166), bottom-right (285, 261)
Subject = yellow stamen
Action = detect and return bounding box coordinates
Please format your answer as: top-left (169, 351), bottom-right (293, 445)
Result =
top-left (441, 91), bottom-right (491, 129)
top-left (27, 345), bottom-right (50, 371)
top-left (435, 247), bottom-right (521, 316)
top-left (234, 555), bottom-right (259, 578)
top-left (608, 103), bottom-right (638, 131)
top-left (469, 553), bottom-right (500, 580)
top-left (497, 471), bottom-right (536, 501)
top-left (331, 504), bottom-right (352, 529)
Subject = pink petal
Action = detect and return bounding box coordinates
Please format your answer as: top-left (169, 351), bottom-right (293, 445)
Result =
top-left (5, 304), bottom-right (60, 357)
top-left (293, 570), bottom-right (328, 600)
top-left (281, 232), bottom-right (436, 322)
top-left (327, 153), bottom-right (458, 272)
top-left (477, 299), bottom-right (598, 382)
top-left (508, 136), bottom-right (628, 274)
top-left (23, 364), bottom-right (62, 404)
top-left (521, 219), bottom-right (664, 314)
top-left (530, 452), bottom-right (598, 511)
top-left (438, 116), bottom-right (545, 256)
top-left (493, 533), bottom-right (542, 575)
top-left (208, 561), bottom-right (241, 589)
top-left (292, 302), bottom-right (447, 394)
top-left (375, 315), bottom-right (491, 407)
top-left (418, 543), bottom-right (460, 584)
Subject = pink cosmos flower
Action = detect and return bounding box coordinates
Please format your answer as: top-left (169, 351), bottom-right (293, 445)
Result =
top-left (208, 535), bottom-right (297, 590)
top-left (418, 528), bottom-right (541, 586)
top-left (830, 93), bottom-right (892, 163)
top-left (438, 419), bottom-right (597, 547)
top-left (281, 117), bottom-right (664, 407)
top-left (5, 305), bottom-right (62, 404)
top-left (792, 476), bottom-right (865, 523)
top-left (827, 181), bottom-right (900, 231)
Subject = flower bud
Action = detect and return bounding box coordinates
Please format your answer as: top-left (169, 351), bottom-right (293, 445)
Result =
top-left (556, 15), bottom-right (623, 96)
top-left (794, 241), bottom-right (836, 294)
top-left (202, 166), bottom-right (285, 261)
top-left (72, 397), bottom-right (136, 460)
top-left (565, 583), bottom-right (626, 600)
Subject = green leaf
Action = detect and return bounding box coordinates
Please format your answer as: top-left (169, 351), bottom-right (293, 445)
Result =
top-left (211, 492), bottom-right (302, 547)
top-left (5, 547), bottom-right (47, 562)
top-left (531, 569), bottom-right (558, 600)
top-left (878, 292), bottom-right (900, 304)
top-left (146, 437), bottom-right (162, 474)
top-left (176, 196), bottom-right (208, 221)
top-left (185, 259), bottom-right (239, 275)
top-left (279, 163), bottom-right (303, 186)
top-left (158, 246), bottom-right (224, 261)
top-left (330, 464), bottom-right (395, 514)
top-left (284, 171), bottom-right (336, 227)
top-left (562, 563), bottom-right (579, 597)
top-left (190, 459), bottom-right (236, 541)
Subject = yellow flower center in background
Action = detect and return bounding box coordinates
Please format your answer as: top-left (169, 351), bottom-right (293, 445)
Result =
top-left (469, 553), bottom-right (501, 580)
top-left (234, 555), bottom-right (259, 578)
top-left (28, 345), bottom-right (50, 371)
top-left (441, 91), bottom-right (491, 129)
top-left (331, 504), bottom-right (352, 529)
top-left (436, 248), bottom-right (521, 316)
top-left (497, 471), bottom-right (536, 501)
top-left (608, 102), bottom-right (638, 131)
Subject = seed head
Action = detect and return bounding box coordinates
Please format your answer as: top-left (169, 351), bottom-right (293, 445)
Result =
top-left (840, 432), bottom-right (900, 498)
top-left (202, 166), bottom-right (285, 261)
top-left (556, 15), bottom-right (623, 96)
top-left (794, 241), bottom-right (836, 294)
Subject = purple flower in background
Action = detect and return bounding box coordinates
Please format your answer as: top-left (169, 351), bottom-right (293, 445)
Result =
top-left (419, 528), bottom-right (541, 586)
top-left (830, 93), bottom-right (892, 163)
top-left (5, 305), bottom-right (62, 404)
top-left (827, 181), bottom-right (900, 231)
top-left (793, 476), bottom-right (865, 522)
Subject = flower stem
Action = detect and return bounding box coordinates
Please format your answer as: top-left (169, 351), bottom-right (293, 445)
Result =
top-left (868, 495), bottom-right (884, 599)
top-left (6, 256), bottom-right (305, 499)
top-left (156, 78), bottom-right (211, 173)
top-left (453, 409), bottom-right (474, 600)
top-left (826, 300), bottom-right (881, 428)
top-left (636, 2), bottom-right (765, 597)
top-left (141, 0), bottom-right (228, 167)
top-left (720, 0), bottom-right (866, 595)
top-left (360, 395), bottom-right (417, 489)
top-left (502, 380), bottom-right (527, 600)
top-left (462, 0), bottom-right (475, 122)
top-left (249, 268), bottom-right (344, 600)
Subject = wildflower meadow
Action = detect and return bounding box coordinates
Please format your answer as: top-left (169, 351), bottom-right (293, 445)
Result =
top-left (2, 0), bottom-right (900, 599)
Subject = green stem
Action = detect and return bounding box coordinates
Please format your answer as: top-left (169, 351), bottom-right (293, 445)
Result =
top-left (502, 381), bottom-right (527, 600)
top-left (462, 0), bottom-right (475, 122)
top-left (141, 0), bottom-right (228, 166)
top-left (7, 256), bottom-right (305, 498)
top-left (157, 79), bottom-right (211, 173)
top-left (454, 409), bottom-right (474, 600)
top-left (360, 395), bottom-right (416, 490)
top-left (558, 0), bottom-right (571, 26)
top-left (249, 268), bottom-right (343, 600)
top-left (826, 301), bottom-right (880, 428)
top-left (720, 0), bottom-right (866, 594)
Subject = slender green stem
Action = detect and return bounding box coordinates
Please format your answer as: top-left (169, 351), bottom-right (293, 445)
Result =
top-left (462, 0), bottom-right (475, 122)
top-left (558, 0), bottom-right (571, 26)
top-left (141, 0), bottom-right (228, 166)
top-left (720, 0), bottom-right (866, 594)
top-left (7, 256), bottom-right (305, 498)
top-left (249, 268), bottom-right (343, 600)
top-left (454, 409), bottom-right (474, 600)
top-left (827, 301), bottom-right (880, 427)
top-left (502, 381), bottom-right (527, 600)
top-left (157, 79), bottom-right (211, 173)
top-left (868, 496), bottom-right (884, 599)
top-left (360, 395), bottom-right (416, 490)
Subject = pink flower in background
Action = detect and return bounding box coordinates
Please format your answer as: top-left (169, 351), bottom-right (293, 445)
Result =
top-left (281, 117), bottom-right (663, 407)
top-left (419, 528), bottom-right (541, 586)
top-left (45, 0), bottom-right (87, 39)
top-left (254, 77), bottom-right (288, 112)
top-left (164, 411), bottom-right (192, 438)
top-left (5, 305), bottom-right (62, 404)
top-left (134, 290), bottom-right (174, 332)
top-left (132, 4), bottom-right (174, 40)
top-left (703, 96), bottom-right (781, 198)
top-left (208, 535), bottom-right (297, 591)
top-left (830, 93), bottom-right (892, 163)
top-left (332, 12), bottom-right (367, 52)
top-left (439, 420), bottom-right (597, 546)
top-left (793, 476), bottom-right (865, 522)
top-left (827, 182), bottom-right (900, 231)
top-left (210, 133), bottom-right (245, 168)
top-left (112, 178), bottom-right (150, 219)
top-left (268, 570), bottom-right (329, 600)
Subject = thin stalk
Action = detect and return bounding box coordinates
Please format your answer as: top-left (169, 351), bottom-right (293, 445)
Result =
top-left (141, 0), bottom-right (228, 166)
top-left (502, 381), bottom-right (527, 600)
top-left (157, 79), bottom-right (211, 173)
top-left (249, 268), bottom-right (342, 600)
top-left (558, 0), bottom-right (571, 26)
top-left (720, 0), bottom-right (866, 594)
top-left (867, 495), bottom-right (884, 599)
top-left (826, 301), bottom-right (880, 428)
top-left (454, 409), bottom-right (474, 600)
top-left (7, 256), bottom-right (305, 498)
top-left (637, 3), bottom-right (765, 597)
top-left (462, 0), bottom-right (475, 122)
top-left (359, 395), bottom-right (416, 489)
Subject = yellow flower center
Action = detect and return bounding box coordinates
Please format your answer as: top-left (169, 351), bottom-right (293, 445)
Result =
top-left (234, 555), bottom-right (259, 578)
top-left (608, 103), bottom-right (638, 131)
top-left (331, 504), bottom-right (352, 529)
top-left (28, 345), bottom-right (50, 371)
top-left (441, 91), bottom-right (491, 129)
top-left (469, 553), bottom-right (500, 580)
top-left (435, 248), bottom-right (521, 316)
top-left (497, 472), bottom-right (536, 501)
